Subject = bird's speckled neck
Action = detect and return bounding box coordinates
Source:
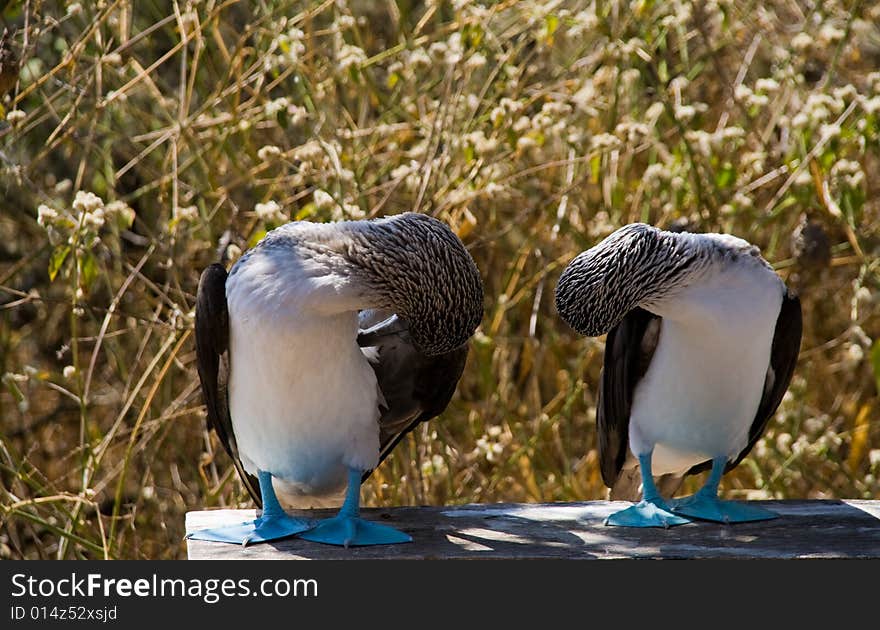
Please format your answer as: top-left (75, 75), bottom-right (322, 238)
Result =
top-left (554, 223), bottom-right (773, 337)
top-left (230, 213), bottom-right (484, 355)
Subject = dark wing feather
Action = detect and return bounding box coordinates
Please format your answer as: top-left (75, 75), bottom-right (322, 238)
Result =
top-left (596, 307), bottom-right (661, 488)
top-left (195, 263), bottom-right (262, 507)
top-left (687, 291), bottom-right (803, 476)
top-left (358, 315), bottom-right (468, 483)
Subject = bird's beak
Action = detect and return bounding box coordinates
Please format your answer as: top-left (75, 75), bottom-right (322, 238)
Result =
top-left (357, 314), bottom-right (410, 347)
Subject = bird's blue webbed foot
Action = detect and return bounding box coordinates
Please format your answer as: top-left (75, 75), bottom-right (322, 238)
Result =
top-left (670, 457), bottom-right (777, 523)
top-left (300, 513), bottom-right (412, 547)
top-left (187, 471), bottom-right (313, 546)
top-left (604, 452), bottom-right (691, 528)
top-left (299, 468), bottom-right (412, 547)
top-left (605, 497), bottom-right (691, 528)
top-left (186, 514), bottom-right (313, 546)
top-left (670, 494), bottom-right (776, 523)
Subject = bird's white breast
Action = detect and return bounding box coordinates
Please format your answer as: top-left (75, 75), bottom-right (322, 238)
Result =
top-left (225, 248), bottom-right (380, 507)
top-left (629, 258), bottom-right (783, 475)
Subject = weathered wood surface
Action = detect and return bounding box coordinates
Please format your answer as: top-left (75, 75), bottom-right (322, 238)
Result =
top-left (186, 500), bottom-right (880, 560)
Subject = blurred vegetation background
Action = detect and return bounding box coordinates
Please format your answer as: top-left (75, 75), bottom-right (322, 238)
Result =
top-left (0, 0), bottom-right (878, 559)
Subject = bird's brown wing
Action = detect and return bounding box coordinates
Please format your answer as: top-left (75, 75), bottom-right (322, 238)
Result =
top-left (195, 263), bottom-right (262, 506)
top-left (596, 307), bottom-right (661, 488)
top-left (357, 310), bottom-right (468, 483)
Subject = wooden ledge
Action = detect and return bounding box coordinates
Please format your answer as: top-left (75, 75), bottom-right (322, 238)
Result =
top-left (186, 499), bottom-right (880, 560)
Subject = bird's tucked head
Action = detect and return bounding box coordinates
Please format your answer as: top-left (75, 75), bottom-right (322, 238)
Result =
top-left (555, 223), bottom-right (702, 337)
top-left (348, 213), bottom-right (484, 356)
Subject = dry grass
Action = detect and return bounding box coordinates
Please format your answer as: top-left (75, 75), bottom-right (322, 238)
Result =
top-left (0, 0), bottom-right (878, 559)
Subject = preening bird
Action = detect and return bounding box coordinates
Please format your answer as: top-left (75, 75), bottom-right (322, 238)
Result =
top-left (189, 212), bottom-right (483, 546)
top-left (555, 223), bottom-right (802, 527)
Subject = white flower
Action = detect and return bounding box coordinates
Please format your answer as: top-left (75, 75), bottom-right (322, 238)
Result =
top-left (643, 163), bottom-right (669, 182)
top-left (818, 23), bottom-right (845, 46)
top-left (83, 208), bottom-right (105, 230)
top-left (257, 145), bottom-right (283, 161)
top-left (615, 122), bottom-right (650, 143)
top-left (337, 44), bottom-right (366, 72)
top-left (819, 123), bottom-right (841, 141)
top-left (669, 75), bottom-right (690, 95)
top-left (264, 97), bottom-right (291, 117)
top-left (270, 28), bottom-right (306, 67)
top-left (591, 133), bottom-right (620, 150)
top-left (6, 109), bottom-right (26, 124)
top-left (684, 130), bottom-right (712, 157)
top-left (863, 96), bottom-right (880, 115)
top-left (254, 200), bottom-right (286, 223)
top-left (720, 126), bottom-right (746, 142)
top-left (741, 150), bottom-right (766, 174)
top-left (342, 202), bottom-right (364, 218)
top-left (406, 48), bottom-right (431, 69)
top-left (541, 101), bottom-right (572, 117)
top-left (516, 136), bottom-right (538, 151)
top-left (63, 365), bottom-right (76, 379)
top-left (173, 205), bottom-right (199, 222)
top-left (73, 190), bottom-right (104, 214)
top-left (673, 104), bottom-right (696, 122)
top-left (755, 78), bottom-right (780, 93)
top-left (791, 32), bottom-right (812, 51)
top-left (793, 165), bottom-right (813, 186)
top-left (571, 82), bottom-right (598, 115)
top-left (512, 116), bottom-right (531, 133)
top-left (226, 243), bottom-right (242, 265)
top-left (831, 159), bottom-right (861, 176)
top-left (66, 2), bottom-right (82, 16)
top-left (465, 52), bottom-right (487, 70)
top-left (645, 101), bottom-right (665, 122)
top-left (568, 9), bottom-right (599, 37)
top-left (37, 204), bottom-right (58, 227)
top-left (733, 192), bottom-right (754, 209)
top-left (105, 200), bottom-right (136, 227)
top-left (776, 433), bottom-right (792, 454)
top-left (336, 15), bottom-right (356, 29)
top-left (844, 343), bottom-right (864, 367)
top-left (442, 33), bottom-right (464, 66)
top-left (313, 189), bottom-right (335, 210)
top-left (483, 182), bottom-right (506, 196)
top-left (391, 162), bottom-right (414, 180)
top-left (292, 140), bottom-right (323, 162)
top-left (733, 84), bottom-right (752, 102)
top-left (464, 131), bottom-right (498, 155)
top-left (747, 92), bottom-right (769, 108)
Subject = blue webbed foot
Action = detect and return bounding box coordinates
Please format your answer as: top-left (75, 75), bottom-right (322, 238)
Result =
top-left (605, 497), bottom-right (692, 528)
top-left (187, 470), bottom-right (313, 545)
top-left (670, 494), bottom-right (777, 524)
top-left (187, 512), bottom-right (313, 546)
top-left (670, 457), bottom-right (777, 523)
top-left (299, 514), bottom-right (412, 547)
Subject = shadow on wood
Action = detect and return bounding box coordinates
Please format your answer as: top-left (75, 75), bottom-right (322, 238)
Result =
top-left (186, 500), bottom-right (880, 560)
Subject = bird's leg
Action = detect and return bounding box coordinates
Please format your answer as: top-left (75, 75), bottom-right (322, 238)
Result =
top-left (300, 467), bottom-right (412, 547)
top-left (605, 453), bottom-right (691, 528)
top-left (186, 470), bottom-right (313, 545)
top-left (671, 457), bottom-right (777, 523)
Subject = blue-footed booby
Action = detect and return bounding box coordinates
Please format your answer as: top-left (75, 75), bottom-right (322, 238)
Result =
top-left (555, 223), bottom-right (802, 527)
top-left (189, 212), bottom-right (483, 546)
